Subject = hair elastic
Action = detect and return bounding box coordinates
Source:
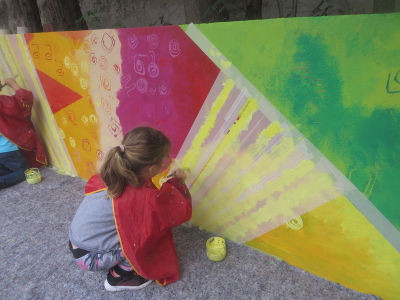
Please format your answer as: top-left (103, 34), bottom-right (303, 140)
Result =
top-left (119, 144), bottom-right (125, 152)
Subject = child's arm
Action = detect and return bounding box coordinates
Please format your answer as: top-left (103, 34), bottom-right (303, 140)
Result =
top-left (0, 78), bottom-right (33, 119)
top-left (153, 171), bottom-right (192, 231)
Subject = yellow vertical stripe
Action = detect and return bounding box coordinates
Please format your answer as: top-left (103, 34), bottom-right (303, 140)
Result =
top-left (5, 35), bottom-right (29, 88)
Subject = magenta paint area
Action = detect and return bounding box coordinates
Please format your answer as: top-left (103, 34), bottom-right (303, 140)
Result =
top-left (117, 26), bottom-right (219, 156)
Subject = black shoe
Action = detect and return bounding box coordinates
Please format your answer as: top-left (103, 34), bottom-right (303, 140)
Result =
top-left (104, 265), bottom-right (152, 291)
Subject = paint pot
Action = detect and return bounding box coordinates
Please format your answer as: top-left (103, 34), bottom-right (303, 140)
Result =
top-left (24, 168), bottom-right (41, 184)
top-left (206, 237), bottom-right (226, 262)
top-left (286, 215), bottom-right (303, 231)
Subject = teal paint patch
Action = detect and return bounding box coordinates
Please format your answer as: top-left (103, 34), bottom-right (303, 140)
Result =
top-left (196, 14), bottom-right (400, 230)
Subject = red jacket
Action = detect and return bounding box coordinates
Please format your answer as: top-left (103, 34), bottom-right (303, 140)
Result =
top-left (0, 88), bottom-right (47, 166)
top-left (85, 174), bottom-right (192, 285)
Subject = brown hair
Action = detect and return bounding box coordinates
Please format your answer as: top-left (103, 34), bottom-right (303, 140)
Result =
top-left (100, 127), bottom-right (171, 198)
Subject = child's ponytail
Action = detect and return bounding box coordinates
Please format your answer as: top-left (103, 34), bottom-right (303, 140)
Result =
top-left (100, 127), bottom-right (171, 198)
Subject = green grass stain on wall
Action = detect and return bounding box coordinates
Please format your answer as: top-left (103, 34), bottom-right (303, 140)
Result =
top-left (197, 13), bottom-right (400, 229)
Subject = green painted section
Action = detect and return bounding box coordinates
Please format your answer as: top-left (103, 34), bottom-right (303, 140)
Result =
top-left (196, 13), bottom-right (400, 230)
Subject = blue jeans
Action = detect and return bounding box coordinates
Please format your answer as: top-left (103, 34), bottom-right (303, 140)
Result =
top-left (0, 150), bottom-right (29, 189)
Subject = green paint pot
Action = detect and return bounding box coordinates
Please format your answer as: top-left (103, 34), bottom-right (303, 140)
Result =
top-left (206, 237), bottom-right (226, 262)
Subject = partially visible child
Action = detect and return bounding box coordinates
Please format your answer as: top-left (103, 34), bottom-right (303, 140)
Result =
top-left (69, 126), bottom-right (192, 291)
top-left (0, 77), bottom-right (47, 189)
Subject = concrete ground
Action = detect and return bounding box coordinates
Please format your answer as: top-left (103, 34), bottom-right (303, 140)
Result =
top-left (0, 168), bottom-right (379, 300)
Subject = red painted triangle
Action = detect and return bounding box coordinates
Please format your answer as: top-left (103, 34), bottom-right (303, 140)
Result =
top-left (36, 69), bottom-right (82, 113)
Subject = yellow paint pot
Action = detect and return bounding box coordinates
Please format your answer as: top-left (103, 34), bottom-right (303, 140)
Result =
top-left (24, 168), bottom-right (41, 184)
top-left (206, 237), bottom-right (226, 262)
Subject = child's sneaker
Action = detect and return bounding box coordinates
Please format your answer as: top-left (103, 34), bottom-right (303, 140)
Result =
top-left (104, 265), bottom-right (153, 291)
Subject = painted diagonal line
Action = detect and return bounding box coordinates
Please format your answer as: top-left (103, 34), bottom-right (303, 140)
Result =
top-left (185, 23), bottom-right (400, 253)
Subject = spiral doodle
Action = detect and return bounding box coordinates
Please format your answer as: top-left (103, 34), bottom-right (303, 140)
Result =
top-left (108, 117), bottom-right (122, 138)
top-left (168, 39), bottom-right (181, 58)
top-left (69, 137), bottom-right (76, 148)
top-left (64, 56), bottom-right (71, 68)
top-left (71, 64), bottom-right (79, 77)
top-left (128, 34), bottom-right (139, 50)
top-left (133, 55), bottom-right (146, 76)
top-left (147, 34), bottom-right (159, 50)
top-left (286, 216), bottom-right (303, 231)
top-left (159, 82), bottom-right (169, 96)
top-left (90, 53), bottom-right (97, 65)
top-left (56, 62), bottom-right (64, 76)
top-left (113, 64), bottom-right (120, 74)
top-left (136, 78), bottom-right (148, 94)
top-left (89, 114), bottom-right (98, 124)
top-left (90, 35), bottom-right (99, 46)
top-left (96, 149), bottom-right (104, 161)
top-left (80, 78), bottom-right (88, 90)
top-left (100, 75), bottom-right (111, 91)
top-left (147, 62), bottom-right (159, 78)
top-left (81, 114), bottom-right (89, 125)
top-left (82, 139), bottom-right (92, 152)
top-left (31, 44), bottom-right (39, 59)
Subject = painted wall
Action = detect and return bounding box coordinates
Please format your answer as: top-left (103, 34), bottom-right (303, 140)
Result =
top-left (0, 13), bottom-right (399, 299)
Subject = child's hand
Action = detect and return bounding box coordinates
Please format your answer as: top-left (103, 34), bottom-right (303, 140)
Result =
top-left (168, 168), bottom-right (187, 181)
top-left (5, 78), bottom-right (20, 91)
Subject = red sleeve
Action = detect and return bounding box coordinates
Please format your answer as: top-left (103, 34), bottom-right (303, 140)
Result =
top-left (0, 88), bottom-right (33, 119)
top-left (152, 178), bottom-right (192, 231)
